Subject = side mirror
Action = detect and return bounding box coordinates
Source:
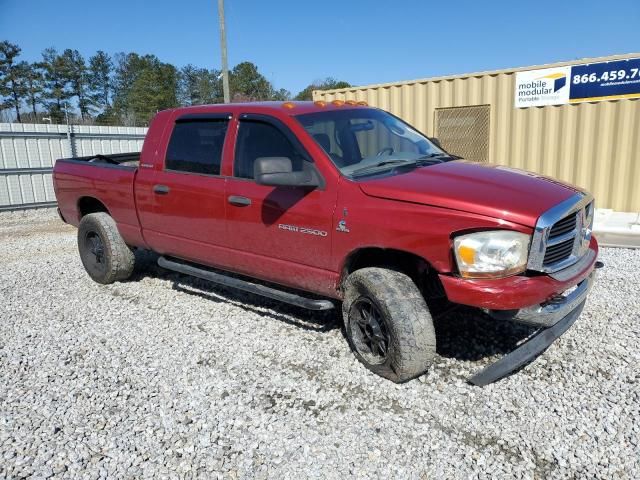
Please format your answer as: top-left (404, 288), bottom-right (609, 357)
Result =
top-left (254, 157), bottom-right (320, 187)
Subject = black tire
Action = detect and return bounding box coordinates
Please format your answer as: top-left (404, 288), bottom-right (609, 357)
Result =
top-left (77, 212), bottom-right (135, 284)
top-left (342, 267), bottom-right (436, 382)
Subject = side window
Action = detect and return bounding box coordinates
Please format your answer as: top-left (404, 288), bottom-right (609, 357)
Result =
top-left (165, 120), bottom-right (229, 175)
top-left (234, 120), bottom-right (308, 179)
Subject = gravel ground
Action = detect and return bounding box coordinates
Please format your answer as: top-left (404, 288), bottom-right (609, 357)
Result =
top-left (0, 208), bottom-right (638, 479)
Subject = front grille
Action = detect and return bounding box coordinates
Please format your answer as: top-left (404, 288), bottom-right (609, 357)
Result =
top-left (548, 213), bottom-right (577, 238)
top-left (544, 237), bottom-right (575, 264)
top-left (528, 193), bottom-right (594, 273)
top-left (542, 212), bottom-right (578, 266)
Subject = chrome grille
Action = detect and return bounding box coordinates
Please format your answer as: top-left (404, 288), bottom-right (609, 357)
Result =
top-left (527, 193), bottom-right (594, 273)
top-left (548, 213), bottom-right (577, 238)
top-left (543, 237), bottom-right (575, 264)
top-left (543, 212), bottom-right (579, 266)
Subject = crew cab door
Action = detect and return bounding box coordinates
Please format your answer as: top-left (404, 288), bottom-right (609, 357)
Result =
top-left (224, 114), bottom-right (337, 293)
top-left (136, 113), bottom-right (231, 264)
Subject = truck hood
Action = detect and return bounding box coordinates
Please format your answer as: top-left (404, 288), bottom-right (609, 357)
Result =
top-left (357, 160), bottom-right (582, 227)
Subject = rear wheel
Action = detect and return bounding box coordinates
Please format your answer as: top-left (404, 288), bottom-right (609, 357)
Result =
top-left (78, 212), bottom-right (135, 284)
top-left (342, 267), bottom-right (436, 382)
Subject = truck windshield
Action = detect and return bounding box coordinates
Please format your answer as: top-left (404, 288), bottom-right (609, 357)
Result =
top-left (296, 108), bottom-right (447, 177)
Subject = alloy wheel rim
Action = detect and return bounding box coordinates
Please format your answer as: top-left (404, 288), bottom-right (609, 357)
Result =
top-left (85, 231), bottom-right (106, 272)
top-left (350, 297), bottom-right (390, 365)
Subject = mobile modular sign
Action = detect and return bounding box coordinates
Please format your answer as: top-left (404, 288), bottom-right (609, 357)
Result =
top-left (515, 57), bottom-right (640, 108)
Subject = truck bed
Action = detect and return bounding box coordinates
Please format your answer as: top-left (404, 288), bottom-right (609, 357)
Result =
top-left (53, 152), bottom-right (143, 243)
top-left (59, 152), bottom-right (141, 169)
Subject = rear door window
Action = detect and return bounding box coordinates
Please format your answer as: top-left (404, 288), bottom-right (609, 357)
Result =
top-left (165, 120), bottom-right (229, 175)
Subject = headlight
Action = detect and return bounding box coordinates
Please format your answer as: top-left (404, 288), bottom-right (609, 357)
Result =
top-left (453, 231), bottom-right (530, 278)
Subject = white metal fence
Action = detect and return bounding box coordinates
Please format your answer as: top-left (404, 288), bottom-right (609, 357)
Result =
top-left (0, 123), bottom-right (147, 211)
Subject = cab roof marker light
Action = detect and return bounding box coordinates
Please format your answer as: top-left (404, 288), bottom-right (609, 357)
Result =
top-left (345, 100), bottom-right (358, 106)
top-left (282, 102), bottom-right (296, 109)
top-left (314, 100), bottom-right (327, 107)
top-left (331, 100), bottom-right (344, 106)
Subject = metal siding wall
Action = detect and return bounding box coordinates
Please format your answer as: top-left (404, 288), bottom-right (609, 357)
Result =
top-left (315, 58), bottom-right (640, 212)
top-left (0, 123), bottom-right (147, 210)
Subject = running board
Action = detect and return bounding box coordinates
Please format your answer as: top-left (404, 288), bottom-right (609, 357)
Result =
top-left (157, 256), bottom-right (335, 311)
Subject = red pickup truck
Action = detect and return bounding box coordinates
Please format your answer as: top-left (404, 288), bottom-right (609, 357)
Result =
top-left (53, 101), bottom-right (601, 385)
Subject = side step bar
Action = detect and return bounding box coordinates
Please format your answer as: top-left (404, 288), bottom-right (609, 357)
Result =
top-left (157, 256), bottom-right (335, 311)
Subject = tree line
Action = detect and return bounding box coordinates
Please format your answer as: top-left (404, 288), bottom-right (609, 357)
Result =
top-left (0, 40), bottom-right (351, 127)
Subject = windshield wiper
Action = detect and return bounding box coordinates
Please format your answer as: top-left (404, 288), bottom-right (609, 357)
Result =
top-left (349, 153), bottom-right (456, 178)
top-left (419, 152), bottom-right (461, 161)
top-left (349, 159), bottom-right (415, 178)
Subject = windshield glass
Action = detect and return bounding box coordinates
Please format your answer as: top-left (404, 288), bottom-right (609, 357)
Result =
top-left (296, 108), bottom-right (445, 177)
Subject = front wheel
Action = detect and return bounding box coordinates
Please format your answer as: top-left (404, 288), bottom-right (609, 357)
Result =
top-left (78, 212), bottom-right (135, 284)
top-left (342, 267), bottom-right (436, 382)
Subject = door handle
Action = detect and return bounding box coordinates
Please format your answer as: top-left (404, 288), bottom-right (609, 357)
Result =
top-left (153, 184), bottom-right (170, 195)
top-left (228, 195), bottom-right (251, 207)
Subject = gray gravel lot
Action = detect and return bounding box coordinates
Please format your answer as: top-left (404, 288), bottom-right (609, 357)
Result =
top-left (1, 209), bottom-right (638, 479)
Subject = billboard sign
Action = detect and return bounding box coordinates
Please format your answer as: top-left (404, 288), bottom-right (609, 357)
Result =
top-left (514, 66), bottom-right (571, 108)
top-left (515, 57), bottom-right (640, 107)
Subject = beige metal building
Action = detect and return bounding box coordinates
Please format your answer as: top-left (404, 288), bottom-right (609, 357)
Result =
top-left (313, 53), bottom-right (640, 212)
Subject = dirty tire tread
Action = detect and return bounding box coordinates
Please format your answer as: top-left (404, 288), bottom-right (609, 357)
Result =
top-left (78, 212), bottom-right (135, 284)
top-left (342, 267), bottom-right (437, 383)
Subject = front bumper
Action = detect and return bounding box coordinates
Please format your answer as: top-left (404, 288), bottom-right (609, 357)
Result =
top-left (486, 269), bottom-right (596, 328)
top-left (468, 265), bottom-right (601, 386)
top-left (438, 238), bottom-right (601, 386)
top-left (439, 237), bottom-right (599, 312)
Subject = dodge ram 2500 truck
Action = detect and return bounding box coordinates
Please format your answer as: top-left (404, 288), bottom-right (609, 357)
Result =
top-left (53, 101), bottom-right (601, 386)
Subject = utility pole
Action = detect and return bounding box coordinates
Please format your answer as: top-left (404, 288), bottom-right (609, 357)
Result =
top-left (217, 0), bottom-right (231, 103)
top-left (64, 102), bottom-right (76, 158)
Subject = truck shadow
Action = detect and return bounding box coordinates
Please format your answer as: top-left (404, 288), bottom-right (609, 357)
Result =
top-left (127, 250), bottom-right (536, 360)
top-left (127, 249), bottom-right (339, 333)
top-left (433, 307), bottom-right (538, 362)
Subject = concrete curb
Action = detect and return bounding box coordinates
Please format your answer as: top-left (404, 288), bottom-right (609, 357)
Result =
top-left (594, 209), bottom-right (640, 248)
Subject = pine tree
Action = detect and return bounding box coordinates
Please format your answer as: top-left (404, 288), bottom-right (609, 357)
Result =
top-left (89, 51), bottom-right (113, 110)
top-left (112, 53), bottom-right (179, 126)
top-left (179, 65), bottom-right (222, 105)
top-left (294, 78), bottom-right (351, 101)
top-left (41, 48), bottom-right (72, 123)
top-left (229, 62), bottom-right (274, 101)
top-left (1, 39), bottom-right (334, 124)
top-left (21, 62), bottom-right (44, 119)
top-left (271, 88), bottom-right (291, 101)
top-left (60, 49), bottom-right (91, 120)
top-left (0, 41), bottom-right (27, 122)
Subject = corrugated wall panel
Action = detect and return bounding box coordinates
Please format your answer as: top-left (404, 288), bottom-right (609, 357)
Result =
top-left (0, 123), bottom-right (146, 209)
top-left (0, 176), bottom-right (9, 205)
top-left (314, 55), bottom-right (640, 211)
